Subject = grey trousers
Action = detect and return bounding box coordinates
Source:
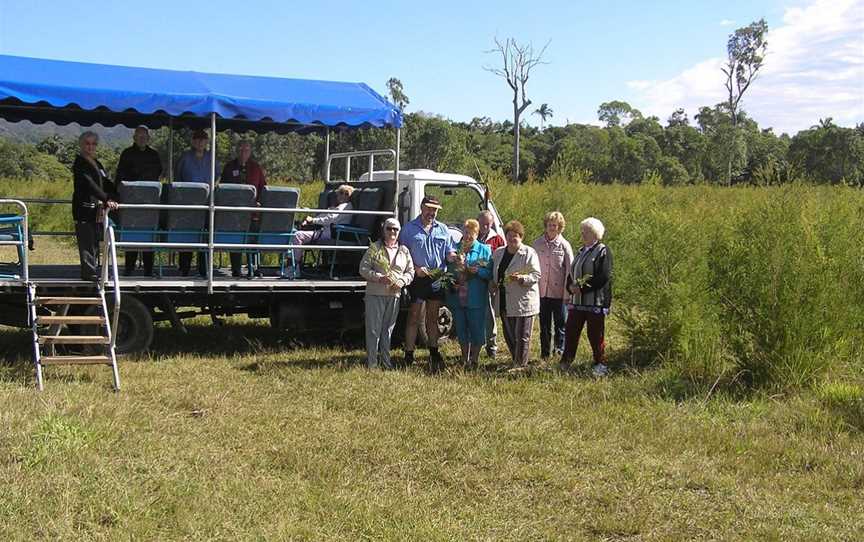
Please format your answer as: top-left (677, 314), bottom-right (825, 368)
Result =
top-left (502, 314), bottom-right (534, 367)
top-left (485, 294), bottom-right (498, 352)
top-left (365, 295), bottom-right (401, 369)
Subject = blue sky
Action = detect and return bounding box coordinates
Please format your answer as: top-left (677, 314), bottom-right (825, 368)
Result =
top-left (0, 0), bottom-right (860, 134)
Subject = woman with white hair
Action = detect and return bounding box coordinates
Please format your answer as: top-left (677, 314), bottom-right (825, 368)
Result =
top-left (293, 184), bottom-right (354, 267)
top-left (560, 217), bottom-right (613, 376)
top-left (359, 218), bottom-right (414, 369)
top-left (72, 131), bottom-right (118, 281)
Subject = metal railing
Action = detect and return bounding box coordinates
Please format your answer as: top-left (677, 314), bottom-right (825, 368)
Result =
top-left (0, 199), bottom-right (30, 282)
top-left (0, 197), bottom-right (394, 292)
top-left (326, 149), bottom-right (397, 183)
top-left (111, 202), bottom-right (394, 293)
top-left (100, 220), bottom-right (122, 351)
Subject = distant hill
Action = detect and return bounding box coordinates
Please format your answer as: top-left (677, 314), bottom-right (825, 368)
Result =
top-left (0, 119), bottom-right (132, 147)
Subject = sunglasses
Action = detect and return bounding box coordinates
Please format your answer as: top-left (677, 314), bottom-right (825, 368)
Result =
top-left (385, 227), bottom-right (400, 232)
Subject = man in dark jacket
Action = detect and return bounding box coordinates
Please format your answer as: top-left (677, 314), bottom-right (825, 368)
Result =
top-left (116, 126), bottom-right (162, 276)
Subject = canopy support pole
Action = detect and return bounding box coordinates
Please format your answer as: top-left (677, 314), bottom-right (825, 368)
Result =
top-left (208, 113), bottom-right (216, 295)
top-left (394, 127), bottom-right (401, 183)
top-left (324, 128), bottom-right (330, 182)
top-left (167, 117), bottom-right (174, 181)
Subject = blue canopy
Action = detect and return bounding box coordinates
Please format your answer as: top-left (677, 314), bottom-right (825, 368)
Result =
top-left (0, 55), bottom-right (402, 132)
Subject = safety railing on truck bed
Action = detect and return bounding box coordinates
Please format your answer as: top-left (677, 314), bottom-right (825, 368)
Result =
top-left (3, 196), bottom-right (394, 294)
top-left (0, 199), bottom-right (30, 282)
top-left (326, 149), bottom-right (397, 184)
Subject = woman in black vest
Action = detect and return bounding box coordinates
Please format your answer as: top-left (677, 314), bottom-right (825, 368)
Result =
top-left (72, 131), bottom-right (118, 281)
top-left (560, 217), bottom-right (613, 376)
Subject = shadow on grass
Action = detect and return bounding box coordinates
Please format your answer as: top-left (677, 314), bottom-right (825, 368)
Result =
top-left (240, 352), bottom-right (366, 373)
top-left (148, 322), bottom-right (363, 358)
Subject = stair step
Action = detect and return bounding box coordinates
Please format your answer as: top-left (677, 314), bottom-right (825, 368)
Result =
top-left (38, 336), bottom-right (109, 345)
top-left (40, 355), bottom-right (112, 365)
top-left (36, 297), bottom-right (102, 305)
top-left (37, 315), bottom-right (105, 325)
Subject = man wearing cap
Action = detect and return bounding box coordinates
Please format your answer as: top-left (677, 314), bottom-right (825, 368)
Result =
top-left (175, 129), bottom-right (218, 183)
top-left (398, 195), bottom-right (454, 372)
top-left (174, 130), bottom-right (219, 276)
top-left (116, 126), bottom-right (163, 276)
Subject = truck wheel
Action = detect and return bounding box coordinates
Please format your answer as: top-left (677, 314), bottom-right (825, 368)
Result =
top-left (437, 305), bottom-right (454, 338)
top-left (269, 301), bottom-right (306, 333)
top-left (417, 303), bottom-right (454, 345)
top-left (98, 295), bottom-right (154, 355)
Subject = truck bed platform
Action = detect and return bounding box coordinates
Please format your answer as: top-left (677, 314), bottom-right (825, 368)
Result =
top-left (0, 265), bottom-right (366, 294)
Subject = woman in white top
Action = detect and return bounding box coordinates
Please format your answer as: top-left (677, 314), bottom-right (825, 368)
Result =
top-left (293, 184), bottom-right (354, 266)
top-left (358, 218), bottom-right (414, 369)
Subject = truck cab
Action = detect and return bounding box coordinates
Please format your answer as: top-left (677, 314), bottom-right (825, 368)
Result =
top-left (363, 169), bottom-right (504, 242)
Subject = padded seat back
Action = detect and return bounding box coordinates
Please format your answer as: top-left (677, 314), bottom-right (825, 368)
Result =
top-left (317, 189), bottom-right (338, 211)
top-left (349, 187), bottom-right (384, 233)
top-left (165, 182), bottom-right (209, 244)
top-left (259, 186), bottom-right (299, 246)
top-left (118, 182), bottom-right (161, 243)
top-left (214, 184), bottom-right (256, 244)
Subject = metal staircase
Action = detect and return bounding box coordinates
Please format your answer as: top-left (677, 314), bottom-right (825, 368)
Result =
top-left (27, 221), bottom-right (122, 391)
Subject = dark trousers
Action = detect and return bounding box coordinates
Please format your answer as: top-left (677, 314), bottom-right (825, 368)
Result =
top-left (229, 252), bottom-right (259, 276)
top-left (501, 314), bottom-right (534, 367)
top-left (74, 221), bottom-right (99, 280)
top-left (230, 223), bottom-right (260, 276)
top-left (561, 308), bottom-right (606, 364)
top-left (538, 297), bottom-right (567, 358)
top-left (125, 251), bottom-right (154, 275)
top-left (178, 252), bottom-right (207, 276)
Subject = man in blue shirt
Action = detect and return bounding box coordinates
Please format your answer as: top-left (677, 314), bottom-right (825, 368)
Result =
top-left (175, 129), bottom-right (218, 183)
top-left (398, 195), bottom-right (454, 372)
top-left (174, 129), bottom-right (218, 276)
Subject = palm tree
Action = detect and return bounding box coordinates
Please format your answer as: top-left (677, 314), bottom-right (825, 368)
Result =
top-left (533, 103), bottom-right (553, 130)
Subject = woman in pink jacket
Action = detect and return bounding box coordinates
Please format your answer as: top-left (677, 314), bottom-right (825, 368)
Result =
top-left (531, 211), bottom-right (574, 360)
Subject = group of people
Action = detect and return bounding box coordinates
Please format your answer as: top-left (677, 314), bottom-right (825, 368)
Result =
top-left (360, 196), bottom-right (614, 376)
top-left (72, 127), bottom-right (272, 279)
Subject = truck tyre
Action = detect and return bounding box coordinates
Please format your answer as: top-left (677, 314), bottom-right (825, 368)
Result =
top-left (95, 295), bottom-right (154, 355)
top-left (417, 303), bottom-right (454, 345)
top-left (437, 305), bottom-right (454, 338)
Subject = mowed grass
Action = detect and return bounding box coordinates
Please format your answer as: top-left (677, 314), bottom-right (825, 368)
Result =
top-left (1, 317), bottom-right (863, 540)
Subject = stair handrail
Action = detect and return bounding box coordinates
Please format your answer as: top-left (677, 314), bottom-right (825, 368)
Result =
top-left (0, 199), bottom-right (30, 282)
top-left (100, 219), bottom-right (122, 350)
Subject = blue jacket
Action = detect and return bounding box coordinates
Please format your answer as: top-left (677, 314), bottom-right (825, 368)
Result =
top-left (446, 240), bottom-right (493, 310)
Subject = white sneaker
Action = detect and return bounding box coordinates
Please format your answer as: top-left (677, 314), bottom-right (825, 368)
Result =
top-left (592, 363), bottom-right (609, 377)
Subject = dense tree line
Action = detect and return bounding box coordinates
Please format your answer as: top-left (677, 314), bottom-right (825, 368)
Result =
top-left (0, 104), bottom-right (861, 186)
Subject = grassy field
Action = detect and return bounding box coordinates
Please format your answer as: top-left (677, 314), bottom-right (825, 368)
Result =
top-left (1, 180), bottom-right (863, 539)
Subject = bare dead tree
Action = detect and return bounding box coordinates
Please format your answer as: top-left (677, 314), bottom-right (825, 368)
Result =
top-left (484, 37), bottom-right (549, 182)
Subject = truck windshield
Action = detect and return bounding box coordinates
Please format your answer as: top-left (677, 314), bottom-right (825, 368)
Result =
top-left (424, 185), bottom-right (485, 230)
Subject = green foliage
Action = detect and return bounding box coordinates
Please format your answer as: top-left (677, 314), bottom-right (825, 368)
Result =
top-left (0, 139), bottom-right (69, 181)
top-left (708, 189), bottom-right (841, 388)
top-left (0, 101), bottom-right (856, 186)
top-left (483, 178), bottom-right (864, 394)
top-left (788, 120), bottom-right (864, 186)
top-left (597, 100), bottom-right (642, 127)
top-left (20, 414), bottom-right (94, 469)
top-left (817, 382), bottom-right (864, 431)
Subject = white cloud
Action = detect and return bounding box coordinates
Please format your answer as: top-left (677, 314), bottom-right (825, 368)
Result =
top-left (719, 19), bottom-right (736, 26)
top-left (627, 0), bottom-right (864, 134)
